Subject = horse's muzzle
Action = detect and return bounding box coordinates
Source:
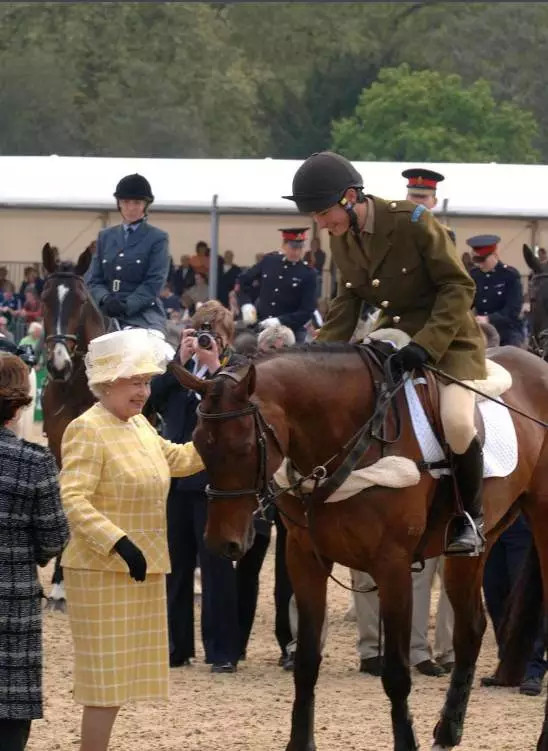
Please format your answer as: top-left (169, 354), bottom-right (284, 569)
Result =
top-left (47, 360), bottom-right (72, 382)
top-left (221, 540), bottom-right (245, 561)
top-left (208, 522), bottom-right (256, 561)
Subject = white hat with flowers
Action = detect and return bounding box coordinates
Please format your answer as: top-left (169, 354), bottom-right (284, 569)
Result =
top-left (85, 329), bottom-right (168, 386)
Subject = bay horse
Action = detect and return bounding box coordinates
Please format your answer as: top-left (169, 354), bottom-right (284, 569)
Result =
top-left (523, 243), bottom-right (548, 360)
top-left (171, 343), bottom-right (548, 751)
top-left (40, 242), bottom-right (103, 608)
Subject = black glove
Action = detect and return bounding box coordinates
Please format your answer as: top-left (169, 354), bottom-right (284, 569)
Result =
top-left (103, 294), bottom-right (127, 317)
top-left (114, 536), bottom-right (147, 581)
top-left (391, 342), bottom-right (430, 376)
top-left (16, 344), bottom-right (37, 369)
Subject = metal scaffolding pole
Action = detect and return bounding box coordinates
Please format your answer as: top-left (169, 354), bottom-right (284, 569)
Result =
top-left (208, 193), bottom-right (219, 300)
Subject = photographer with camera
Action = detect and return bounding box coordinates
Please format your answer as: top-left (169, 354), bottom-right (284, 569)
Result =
top-left (150, 301), bottom-right (270, 672)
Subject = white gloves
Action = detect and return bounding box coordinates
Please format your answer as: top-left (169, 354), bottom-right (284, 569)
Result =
top-left (241, 303), bottom-right (257, 324)
top-left (259, 317), bottom-right (280, 329)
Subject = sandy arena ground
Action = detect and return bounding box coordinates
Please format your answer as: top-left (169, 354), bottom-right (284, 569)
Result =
top-left (29, 543), bottom-right (545, 751)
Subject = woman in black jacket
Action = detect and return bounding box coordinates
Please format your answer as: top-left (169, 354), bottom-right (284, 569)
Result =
top-left (150, 301), bottom-right (271, 672)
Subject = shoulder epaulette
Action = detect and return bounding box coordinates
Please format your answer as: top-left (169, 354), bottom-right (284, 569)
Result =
top-left (411, 204), bottom-right (427, 223)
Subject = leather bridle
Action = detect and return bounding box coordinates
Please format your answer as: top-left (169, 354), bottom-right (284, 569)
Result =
top-left (43, 272), bottom-right (89, 363)
top-left (197, 398), bottom-right (285, 516)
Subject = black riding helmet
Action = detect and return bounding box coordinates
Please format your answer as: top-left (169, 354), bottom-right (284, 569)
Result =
top-left (114, 173), bottom-right (154, 203)
top-left (283, 151), bottom-right (363, 214)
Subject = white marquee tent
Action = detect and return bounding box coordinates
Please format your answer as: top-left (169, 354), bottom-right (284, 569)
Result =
top-left (1, 155), bottom-right (547, 218)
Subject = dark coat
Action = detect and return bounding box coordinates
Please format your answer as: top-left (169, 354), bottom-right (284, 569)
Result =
top-left (170, 265), bottom-right (195, 297)
top-left (150, 350), bottom-right (245, 492)
top-left (149, 351), bottom-right (272, 535)
top-left (318, 197), bottom-right (487, 380)
top-left (0, 430), bottom-right (69, 719)
top-left (218, 263), bottom-right (242, 307)
top-left (238, 251), bottom-right (317, 334)
top-left (88, 221), bottom-right (170, 333)
top-left (470, 261), bottom-right (524, 346)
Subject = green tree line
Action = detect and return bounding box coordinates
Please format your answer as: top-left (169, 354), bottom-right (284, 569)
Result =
top-left (0, 2), bottom-right (546, 162)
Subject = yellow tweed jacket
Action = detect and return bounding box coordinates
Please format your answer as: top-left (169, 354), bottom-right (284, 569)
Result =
top-left (60, 402), bottom-right (204, 574)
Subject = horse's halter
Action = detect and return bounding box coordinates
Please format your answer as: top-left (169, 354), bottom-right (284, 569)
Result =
top-left (197, 388), bottom-right (284, 516)
top-left (43, 272), bottom-right (88, 362)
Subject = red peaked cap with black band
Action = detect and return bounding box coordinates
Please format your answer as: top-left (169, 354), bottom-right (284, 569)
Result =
top-left (466, 234), bottom-right (501, 258)
top-left (402, 167), bottom-right (445, 194)
top-left (279, 227), bottom-right (309, 244)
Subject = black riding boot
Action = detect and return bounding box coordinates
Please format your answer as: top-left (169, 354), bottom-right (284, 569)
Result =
top-left (445, 436), bottom-right (486, 556)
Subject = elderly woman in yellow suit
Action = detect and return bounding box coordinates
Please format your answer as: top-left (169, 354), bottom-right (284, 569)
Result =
top-left (60, 328), bottom-right (204, 751)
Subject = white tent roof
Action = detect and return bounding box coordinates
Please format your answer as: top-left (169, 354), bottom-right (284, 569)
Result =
top-left (1, 155), bottom-right (547, 218)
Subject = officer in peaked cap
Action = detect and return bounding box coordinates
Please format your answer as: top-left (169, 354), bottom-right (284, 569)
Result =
top-left (238, 227), bottom-right (317, 343)
top-left (402, 168), bottom-right (456, 243)
top-left (467, 234), bottom-right (524, 346)
top-left (87, 173), bottom-right (171, 336)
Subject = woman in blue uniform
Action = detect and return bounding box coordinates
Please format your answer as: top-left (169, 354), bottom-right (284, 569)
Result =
top-left (88, 173), bottom-right (170, 336)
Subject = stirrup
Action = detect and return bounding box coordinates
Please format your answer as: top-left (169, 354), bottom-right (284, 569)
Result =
top-left (444, 512), bottom-right (486, 558)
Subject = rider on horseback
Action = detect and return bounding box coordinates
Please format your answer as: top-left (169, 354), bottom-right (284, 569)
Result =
top-left (284, 151), bottom-right (487, 556)
top-left (88, 173), bottom-right (170, 336)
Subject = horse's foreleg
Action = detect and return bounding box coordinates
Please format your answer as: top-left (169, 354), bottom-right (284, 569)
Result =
top-left (377, 559), bottom-right (418, 751)
top-left (432, 557), bottom-right (486, 750)
top-left (285, 534), bottom-right (329, 751)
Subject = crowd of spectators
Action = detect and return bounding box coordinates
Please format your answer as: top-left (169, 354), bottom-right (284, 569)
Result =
top-left (0, 266), bottom-right (44, 354)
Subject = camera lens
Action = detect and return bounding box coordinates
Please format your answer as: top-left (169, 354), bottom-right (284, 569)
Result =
top-left (197, 333), bottom-right (213, 350)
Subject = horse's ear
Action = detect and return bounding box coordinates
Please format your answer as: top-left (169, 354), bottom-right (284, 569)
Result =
top-left (523, 244), bottom-right (543, 275)
top-left (75, 248), bottom-right (92, 277)
top-left (231, 363), bottom-right (256, 398)
top-left (167, 360), bottom-right (209, 395)
top-left (42, 242), bottom-right (58, 274)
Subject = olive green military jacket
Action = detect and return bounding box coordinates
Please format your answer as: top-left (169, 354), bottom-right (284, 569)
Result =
top-left (317, 196), bottom-right (487, 380)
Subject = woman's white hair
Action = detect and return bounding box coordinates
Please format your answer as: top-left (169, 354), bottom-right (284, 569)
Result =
top-left (258, 324), bottom-right (296, 350)
top-left (88, 382), bottom-right (108, 399)
top-left (28, 322), bottom-right (43, 336)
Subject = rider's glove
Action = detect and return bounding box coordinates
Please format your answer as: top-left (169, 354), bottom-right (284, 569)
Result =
top-left (103, 294), bottom-right (127, 317)
top-left (391, 342), bottom-right (429, 376)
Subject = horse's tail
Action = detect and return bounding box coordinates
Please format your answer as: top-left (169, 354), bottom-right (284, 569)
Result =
top-left (496, 542), bottom-right (544, 685)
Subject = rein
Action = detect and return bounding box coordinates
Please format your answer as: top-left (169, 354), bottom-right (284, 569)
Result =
top-left (424, 364), bottom-right (548, 429)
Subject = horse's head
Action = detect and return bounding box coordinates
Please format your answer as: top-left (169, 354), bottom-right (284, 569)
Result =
top-left (41, 242), bottom-right (97, 381)
top-left (523, 244), bottom-right (548, 359)
top-left (170, 360), bottom-right (285, 560)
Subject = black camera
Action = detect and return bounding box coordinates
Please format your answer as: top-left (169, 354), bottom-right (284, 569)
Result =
top-left (193, 322), bottom-right (215, 350)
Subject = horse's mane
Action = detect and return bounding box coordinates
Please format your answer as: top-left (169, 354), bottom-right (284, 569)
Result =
top-left (251, 341), bottom-right (357, 363)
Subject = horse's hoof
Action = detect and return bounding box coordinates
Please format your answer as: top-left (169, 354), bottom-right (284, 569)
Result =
top-left (432, 745), bottom-right (453, 750)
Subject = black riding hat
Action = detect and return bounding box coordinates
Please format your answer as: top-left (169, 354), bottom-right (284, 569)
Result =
top-left (283, 151), bottom-right (363, 213)
top-left (114, 173), bottom-right (154, 202)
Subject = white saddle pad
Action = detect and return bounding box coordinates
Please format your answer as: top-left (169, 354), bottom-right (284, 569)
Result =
top-left (404, 378), bottom-right (518, 479)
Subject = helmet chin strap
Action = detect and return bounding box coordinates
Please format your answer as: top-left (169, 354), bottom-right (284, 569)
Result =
top-left (339, 196), bottom-right (362, 238)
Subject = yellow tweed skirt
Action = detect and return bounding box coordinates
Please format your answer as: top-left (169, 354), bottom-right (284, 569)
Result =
top-left (64, 569), bottom-right (169, 706)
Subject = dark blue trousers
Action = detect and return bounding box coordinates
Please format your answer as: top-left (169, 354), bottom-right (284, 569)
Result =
top-left (166, 485), bottom-right (272, 665)
top-left (483, 515), bottom-right (547, 679)
top-left (166, 486), bottom-right (239, 665)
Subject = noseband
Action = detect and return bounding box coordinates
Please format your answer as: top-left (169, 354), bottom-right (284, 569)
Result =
top-left (197, 400), bottom-right (284, 513)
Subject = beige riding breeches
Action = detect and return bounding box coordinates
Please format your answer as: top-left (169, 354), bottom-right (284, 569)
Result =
top-left (439, 382), bottom-right (476, 454)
